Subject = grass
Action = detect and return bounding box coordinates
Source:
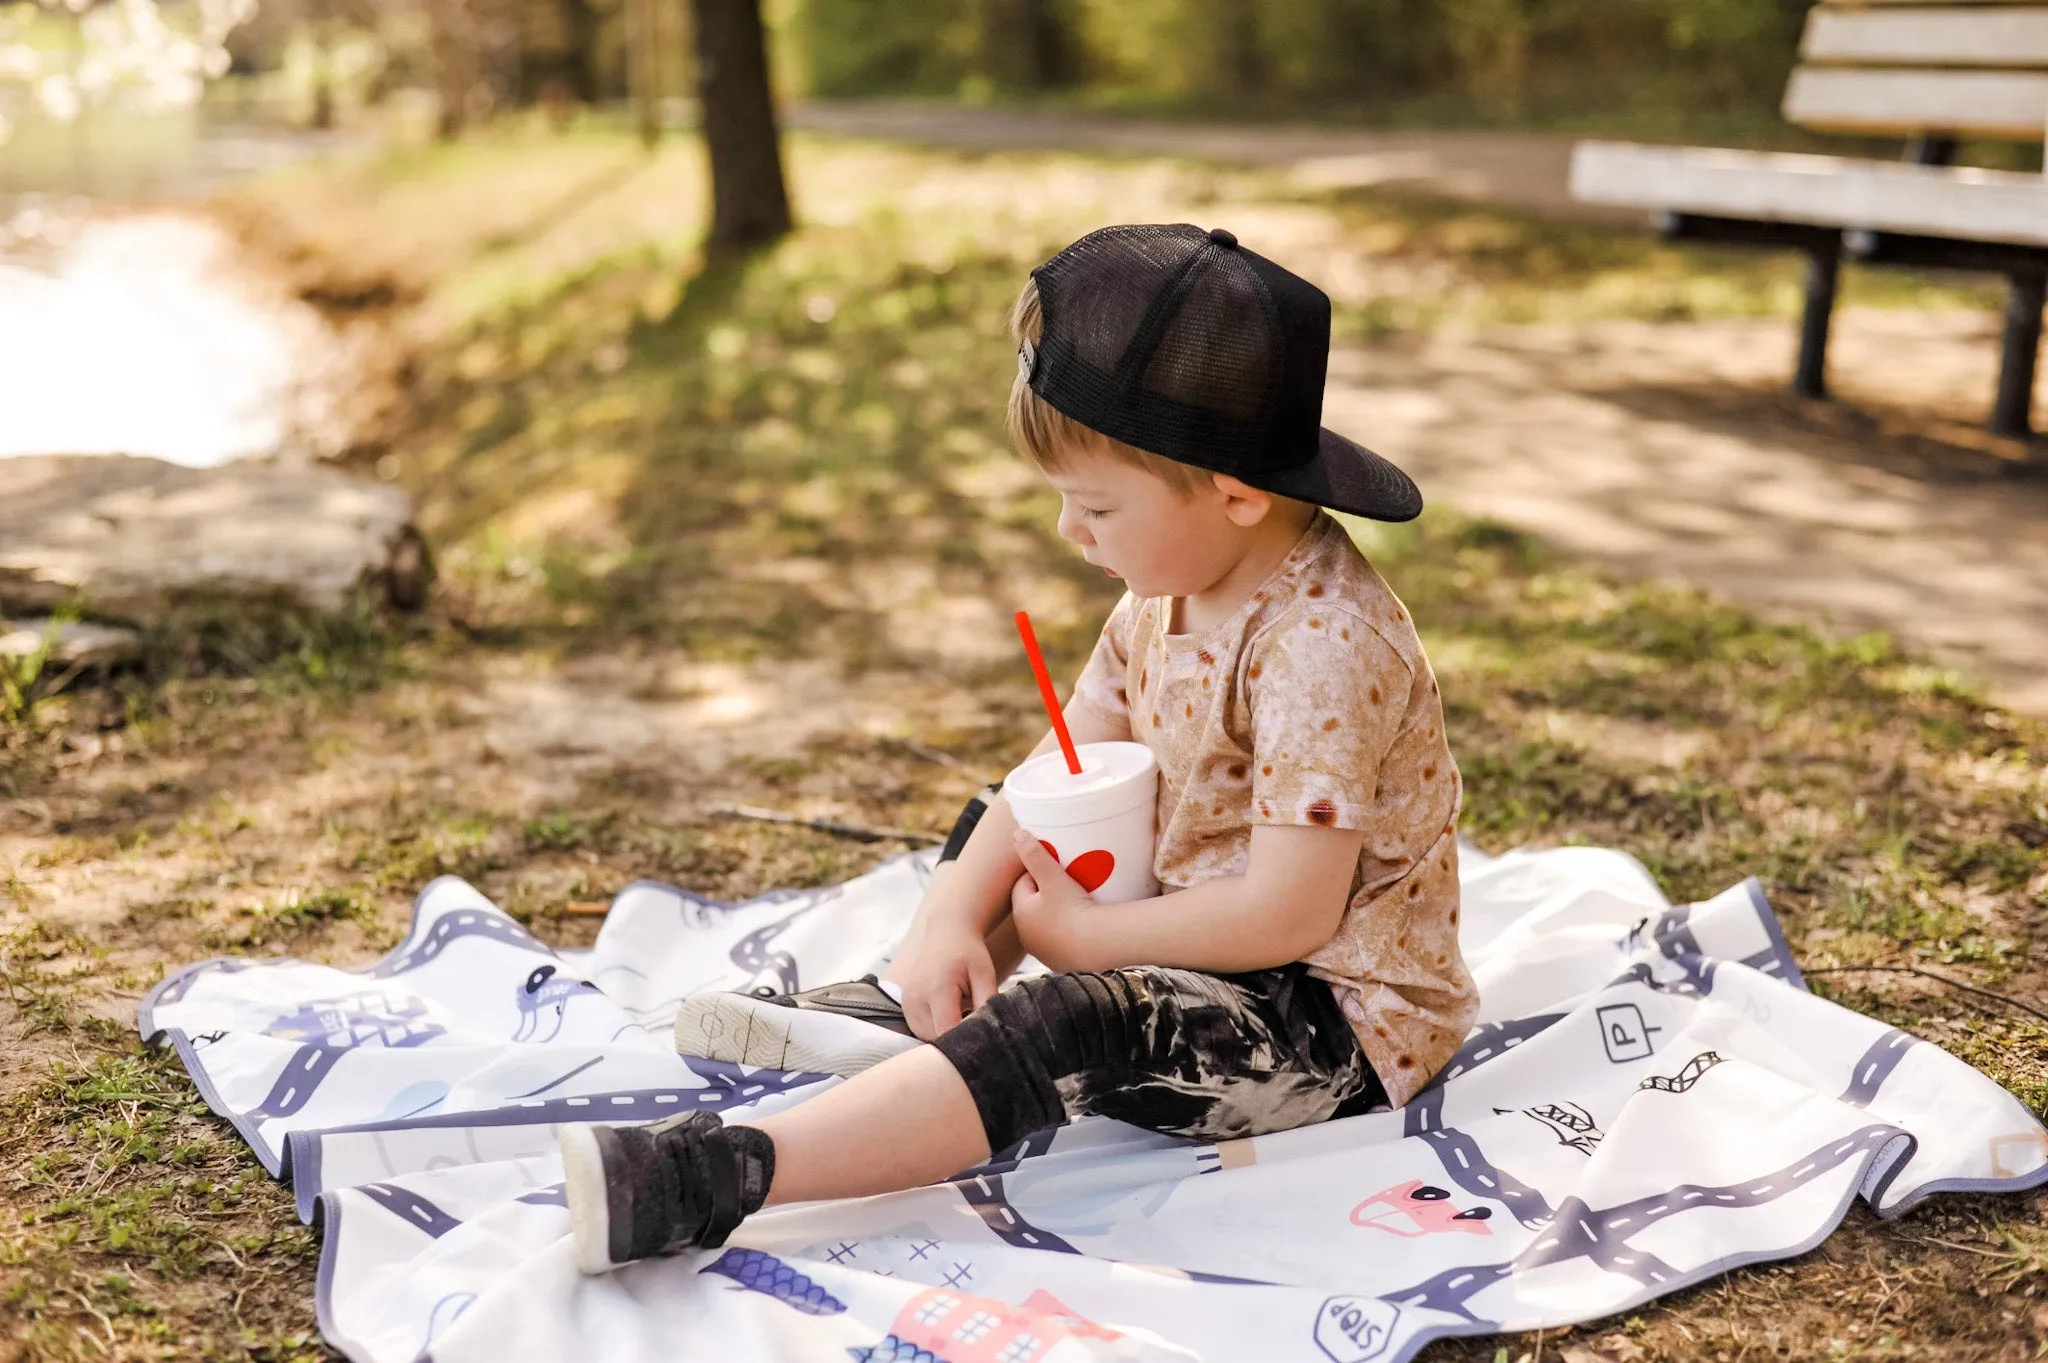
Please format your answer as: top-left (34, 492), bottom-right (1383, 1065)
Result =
top-left (1, 124), bottom-right (2044, 1360)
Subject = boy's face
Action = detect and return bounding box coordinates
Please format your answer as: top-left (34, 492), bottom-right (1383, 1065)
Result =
top-left (1045, 447), bottom-right (1248, 600)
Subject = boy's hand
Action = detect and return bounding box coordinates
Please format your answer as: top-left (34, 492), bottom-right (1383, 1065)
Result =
top-left (891, 920), bottom-right (1000, 1042)
top-left (1009, 830), bottom-right (1098, 971)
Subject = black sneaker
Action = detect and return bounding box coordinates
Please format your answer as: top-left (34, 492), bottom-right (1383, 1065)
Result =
top-left (671, 975), bottom-right (921, 1077)
top-left (557, 1111), bottom-right (774, 1275)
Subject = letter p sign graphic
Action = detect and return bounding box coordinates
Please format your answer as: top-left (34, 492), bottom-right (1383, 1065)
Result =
top-left (1596, 1002), bottom-right (1662, 1063)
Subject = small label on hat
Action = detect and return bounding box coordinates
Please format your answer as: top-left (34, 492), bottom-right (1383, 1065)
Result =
top-left (1017, 339), bottom-right (1037, 382)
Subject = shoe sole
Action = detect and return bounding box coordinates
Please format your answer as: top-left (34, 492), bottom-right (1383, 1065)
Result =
top-left (556, 1122), bottom-right (618, 1276)
top-left (672, 993), bottom-right (922, 1078)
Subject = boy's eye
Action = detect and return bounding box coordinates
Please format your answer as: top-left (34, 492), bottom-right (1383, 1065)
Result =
top-left (1079, 506), bottom-right (1109, 520)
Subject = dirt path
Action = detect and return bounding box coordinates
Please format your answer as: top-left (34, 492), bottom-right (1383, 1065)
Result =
top-left (1329, 309), bottom-right (2048, 712)
top-left (789, 100), bottom-right (1617, 220)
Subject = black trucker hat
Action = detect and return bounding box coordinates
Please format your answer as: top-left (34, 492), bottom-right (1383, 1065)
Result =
top-left (1020, 223), bottom-right (1422, 522)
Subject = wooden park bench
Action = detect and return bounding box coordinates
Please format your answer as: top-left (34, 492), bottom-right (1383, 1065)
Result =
top-left (1570, 1), bottom-right (2048, 440)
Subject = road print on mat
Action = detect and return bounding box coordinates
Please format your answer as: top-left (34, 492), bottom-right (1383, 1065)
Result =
top-left (140, 849), bottom-right (2048, 1363)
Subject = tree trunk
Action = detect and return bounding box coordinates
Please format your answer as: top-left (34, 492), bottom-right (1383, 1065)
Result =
top-left (428, 0), bottom-right (484, 138)
top-left (1026, 0), bottom-right (1072, 88)
top-left (1221, 0), bottom-right (1264, 100)
top-left (626, 0), bottom-right (662, 146)
top-left (981, 0), bottom-right (1069, 91)
top-left (690, 0), bottom-right (792, 254)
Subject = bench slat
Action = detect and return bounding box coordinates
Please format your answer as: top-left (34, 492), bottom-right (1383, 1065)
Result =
top-left (1784, 67), bottom-right (2048, 135)
top-left (1804, 6), bottom-right (2048, 66)
top-left (1570, 142), bottom-right (2048, 246)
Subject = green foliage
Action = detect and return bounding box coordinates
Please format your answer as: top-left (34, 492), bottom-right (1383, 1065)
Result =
top-left (789, 0), bottom-right (1815, 133)
top-left (792, 0), bottom-right (982, 96)
top-left (523, 810), bottom-right (616, 852)
top-left (1, 607), bottom-right (80, 729)
top-left (228, 888), bottom-right (372, 949)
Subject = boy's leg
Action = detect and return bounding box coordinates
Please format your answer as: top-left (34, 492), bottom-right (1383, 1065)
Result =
top-left (748, 1044), bottom-right (988, 1204)
top-left (929, 963), bottom-right (1386, 1150)
top-left (671, 785), bottom-right (1022, 1075)
top-left (565, 964), bottom-right (1382, 1272)
top-left (562, 1037), bottom-right (989, 1271)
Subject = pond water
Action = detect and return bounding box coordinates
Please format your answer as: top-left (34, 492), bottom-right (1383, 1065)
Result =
top-left (0, 117), bottom-right (367, 468)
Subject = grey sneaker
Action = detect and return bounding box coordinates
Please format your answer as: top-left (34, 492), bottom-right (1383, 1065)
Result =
top-left (558, 1111), bottom-right (774, 1275)
top-left (672, 975), bottom-right (921, 1077)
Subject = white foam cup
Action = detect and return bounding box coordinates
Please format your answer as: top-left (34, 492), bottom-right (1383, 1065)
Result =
top-left (1003, 741), bottom-right (1160, 903)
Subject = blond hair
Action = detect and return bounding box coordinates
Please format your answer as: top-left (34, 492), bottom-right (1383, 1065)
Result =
top-left (1005, 278), bottom-right (1209, 494)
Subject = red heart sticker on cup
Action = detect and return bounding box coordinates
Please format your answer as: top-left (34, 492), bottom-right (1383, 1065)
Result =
top-left (1037, 840), bottom-right (1117, 893)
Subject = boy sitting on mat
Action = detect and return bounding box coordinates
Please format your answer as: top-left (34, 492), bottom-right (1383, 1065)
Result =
top-left (559, 224), bottom-right (1478, 1272)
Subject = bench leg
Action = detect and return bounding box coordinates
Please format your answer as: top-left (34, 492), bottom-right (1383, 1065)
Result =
top-left (1794, 243), bottom-right (1840, 401)
top-left (1992, 268), bottom-right (2045, 439)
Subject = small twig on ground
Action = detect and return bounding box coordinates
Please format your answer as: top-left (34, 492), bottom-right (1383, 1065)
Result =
top-left (1803, 964), bottom-right (2048, 1026)
top-left (1901, 1235), bottom-right (2016, 1259)
top-left (71, 1289), bottom-right (117, 1350)
top-left (878, 735), bottom-right (987, 778)
top-left (709, 804), bottom-right (943, 845)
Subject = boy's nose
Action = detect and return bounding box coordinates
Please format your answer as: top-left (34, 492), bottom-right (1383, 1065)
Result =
top-left (1056, 505), bottom-right (1093, 546)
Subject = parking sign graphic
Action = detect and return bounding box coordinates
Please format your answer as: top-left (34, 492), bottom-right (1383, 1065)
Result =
top-left (1596, 1003), bottom-right (1663, 1063)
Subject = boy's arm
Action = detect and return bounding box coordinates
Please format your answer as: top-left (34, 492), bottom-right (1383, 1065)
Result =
top-left (1009, 822), bottom-right (1363, 974)
top-left (890, 699), bottom-right (1129, 1038)
top-left (927, 699), bottom-right (1132, 943)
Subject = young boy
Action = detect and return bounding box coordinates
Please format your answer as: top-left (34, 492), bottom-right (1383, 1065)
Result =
top-left (559, 223), bottom-right (1477, 1272)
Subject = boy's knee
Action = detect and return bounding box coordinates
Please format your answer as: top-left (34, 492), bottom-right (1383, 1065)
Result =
top-left (932, 969), bottom-right (1155, 1154)
top-left (977, 970), bottom-right (1151, 1074)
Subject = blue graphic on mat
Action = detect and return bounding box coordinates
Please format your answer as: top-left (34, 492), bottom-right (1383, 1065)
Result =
top-left (849, 1340), bottom-right (945, 1363)
top-left (511, 964), bottom-right (601, 1042)
top-left (681, 1053), bottom-right (833, 1108)
top-left (423, 1291), bottom-right (477, 1347)
top-left (849, 1341), bottom-right (945, 1363)
top-left (727, 889), bottom-right (840, 994)
top-left (1419, 1126), bottom-right (1555, 1230)
top-left (996, 1142), bottom-right (1215, 1240)
top-left (375, 1080), bottom-right (452, 1122)
top-left (1839, 1030), bottom-right (1919, 1109)
top-left (264, 990), bottom-right (445, 1049)
top-left (669, 888), bottom-right (737, 931)
top-left (700, 1248), bottom-right (848, 1316)
top-left (247, 1044), bottom-right (347, 1121)
top-left (144, 958), bottom-right (254, 1014)
top-left (1384, 1123), bottom-right (1908, 1320)
top-left (952, 1129), bottom-right (1080, 1254)
top-left (365, 907), bottom-right (548, 980)
top-left (1315, 1294), bottom-right (1402, 1363)
top-left (360, 1182), bottom-right (464, 1239)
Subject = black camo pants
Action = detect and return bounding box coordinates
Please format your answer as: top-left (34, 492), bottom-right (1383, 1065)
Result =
top-left (928, 786), bottom-right (1386, 1153)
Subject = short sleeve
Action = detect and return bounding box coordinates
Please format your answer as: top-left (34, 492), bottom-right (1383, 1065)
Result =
top-left (1071, 592), bottom-right (1137, 723)
top-left (1247, 609), bottom-right (1412, 829)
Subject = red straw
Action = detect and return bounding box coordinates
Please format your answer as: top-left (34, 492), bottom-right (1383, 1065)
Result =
top-left (1014, 610), bottom-right (1083, 775)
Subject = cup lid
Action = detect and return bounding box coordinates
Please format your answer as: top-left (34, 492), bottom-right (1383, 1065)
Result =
top-left (1006, 741), bottom-right (1156, 801)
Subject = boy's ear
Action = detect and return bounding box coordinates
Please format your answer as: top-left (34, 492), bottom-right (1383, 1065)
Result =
top-left (1210, 473), bottom-right (1275, 528)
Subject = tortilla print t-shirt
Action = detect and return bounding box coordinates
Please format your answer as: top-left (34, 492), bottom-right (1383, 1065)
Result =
top-left (1071, 512), bottom-right (1478, 1108)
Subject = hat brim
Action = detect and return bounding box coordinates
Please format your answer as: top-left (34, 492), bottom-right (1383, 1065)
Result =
top-left (1245, 428), bottom-right (1424, 523)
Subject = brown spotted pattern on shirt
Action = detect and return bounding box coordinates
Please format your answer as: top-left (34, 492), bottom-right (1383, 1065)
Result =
top-left (1071, 513), bottom-right (1478, 1108)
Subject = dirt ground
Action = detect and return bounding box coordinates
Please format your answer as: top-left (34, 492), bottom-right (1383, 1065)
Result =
top-left (2, 129), bottom-right (2045, 1361)
top-left (788, 100), bottom-right (1611, 219)
top-left (1331, 309), bottom-right (2048, 715)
